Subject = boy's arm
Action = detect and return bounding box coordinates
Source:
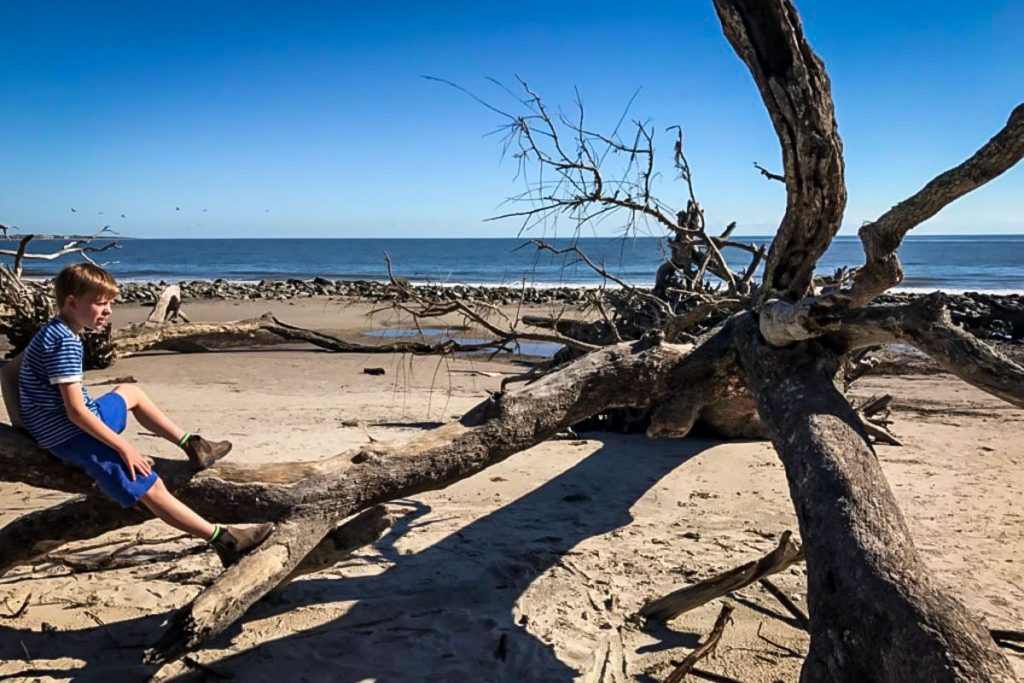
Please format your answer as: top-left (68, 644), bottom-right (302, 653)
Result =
top-left (58, 383), bottom-right (152, 480)
top-left (0, 354), bottom-right (24, 428)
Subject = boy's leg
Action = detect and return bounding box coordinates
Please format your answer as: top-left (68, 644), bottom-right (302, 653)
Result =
top-left (114, 384), bottom-right (185, 445)
top-left (140, 479), bottom-right (275, 567)
top-left (113, 383), bottom-right (231, 469)
top-left (140, 477), bottom-right (216, 538)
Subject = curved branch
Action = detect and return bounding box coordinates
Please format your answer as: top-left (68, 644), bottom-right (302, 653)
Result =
top-left (713, 0), bottom-right (846, 298)
top-left (12, 235), bottom-right (33, 278)
top-left (851, 103), bottom-right (1024, 305)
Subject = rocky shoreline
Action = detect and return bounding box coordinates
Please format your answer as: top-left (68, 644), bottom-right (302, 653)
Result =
top-left (115, 278), bottom-right (598, 305)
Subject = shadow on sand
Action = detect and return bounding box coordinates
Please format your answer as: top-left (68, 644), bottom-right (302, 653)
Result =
top-left (0, 433), bottom-right (715, 682)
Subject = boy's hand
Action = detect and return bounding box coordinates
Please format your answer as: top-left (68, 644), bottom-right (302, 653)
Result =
top-left (118, 443), bottom-right (152, 481)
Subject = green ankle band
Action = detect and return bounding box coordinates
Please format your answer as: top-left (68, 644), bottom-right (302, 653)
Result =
top-left (178, 432), bottom-right (192, 449)
top-left (208, 525), bottom-right (222, 543)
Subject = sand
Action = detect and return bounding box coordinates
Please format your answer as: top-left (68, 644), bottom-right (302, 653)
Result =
top-left (1, 297), bottom-right (1022, 682)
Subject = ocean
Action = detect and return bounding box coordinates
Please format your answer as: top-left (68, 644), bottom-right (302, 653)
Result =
top-left (5, 235), bottom-right (1024, 294)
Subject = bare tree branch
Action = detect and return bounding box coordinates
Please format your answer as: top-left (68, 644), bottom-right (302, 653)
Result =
top-left (850, 103), bottom-right (1024, 305)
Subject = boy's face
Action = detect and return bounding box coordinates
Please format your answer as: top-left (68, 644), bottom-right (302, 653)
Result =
top-left (64, 291), bottom-right (115, 330)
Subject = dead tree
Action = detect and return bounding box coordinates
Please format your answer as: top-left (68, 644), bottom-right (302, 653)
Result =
top-left (1, 1), bottom-right (1022, 680)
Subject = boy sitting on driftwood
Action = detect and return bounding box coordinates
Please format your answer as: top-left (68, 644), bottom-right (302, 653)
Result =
top-left (0, 263), bottom-right (272, 566)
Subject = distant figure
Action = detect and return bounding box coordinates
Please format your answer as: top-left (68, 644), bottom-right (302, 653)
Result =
top-left (0, 224), bottom-right (9, 238)
top-left (120, 214), bottom-right (126, 219)
top-left (0, 264), bottom-right (274, 566)
top-left (176, 207), bottom-right (180, 211)
top-left (70, 208), bottom-right (76, 213)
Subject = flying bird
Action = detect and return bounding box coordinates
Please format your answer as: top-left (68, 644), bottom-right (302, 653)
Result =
top-left (70, 208), bottom-right (76, 212)
top-left (120, 214), bottom-right (126, 218)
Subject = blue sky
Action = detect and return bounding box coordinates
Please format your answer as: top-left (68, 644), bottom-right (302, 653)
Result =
top-left (1, 0), bottom-right (1021, 238)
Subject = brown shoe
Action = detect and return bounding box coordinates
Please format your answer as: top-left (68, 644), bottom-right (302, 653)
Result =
top-left (182, 434), bottom-right (232, 470)
top-left (211, 523), bottom-right (274, 567)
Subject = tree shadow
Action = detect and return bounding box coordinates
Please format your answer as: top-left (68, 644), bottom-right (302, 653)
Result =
top-left (0, 433), bottom-right (716, 682)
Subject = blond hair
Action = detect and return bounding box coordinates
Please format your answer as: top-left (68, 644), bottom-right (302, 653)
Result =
top-left (54, 263), bottom-right (119, 308)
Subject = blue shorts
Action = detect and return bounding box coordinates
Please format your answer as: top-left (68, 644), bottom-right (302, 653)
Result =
top-left (49, 391), bottom-right (159, 508)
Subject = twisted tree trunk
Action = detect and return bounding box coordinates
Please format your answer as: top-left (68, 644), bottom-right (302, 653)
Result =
top-left (736, 317), bottom-right (1015, 682)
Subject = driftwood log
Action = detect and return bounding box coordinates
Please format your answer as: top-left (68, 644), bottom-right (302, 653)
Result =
top-left (1, 275), bottom-right (513, 368)
top-left (1, 0), bottom-right (1022, 680)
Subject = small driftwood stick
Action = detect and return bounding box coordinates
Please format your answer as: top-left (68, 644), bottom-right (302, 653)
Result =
top-left (0, 593), bottom-right (31, 619)
top-left (640, 530), bottom-right (804, 622)
top-left (664, 603), bottom-right (735, 683)
top-left (758, 577), bottom-right (810, 629)
top-left (686, 669), bottom-right (743, 683)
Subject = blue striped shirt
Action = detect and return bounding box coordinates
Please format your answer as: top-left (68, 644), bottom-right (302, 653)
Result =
top-left (19, 317), bottom-right (100, 448)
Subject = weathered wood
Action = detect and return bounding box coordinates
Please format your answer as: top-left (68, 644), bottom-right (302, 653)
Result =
top-left (640, 529), bottom-right (804, 622)
top-left (840, 295), bottom-right (1024, 409)
top-left (146, 512), bottom-right (335, 664)
top-left (852, 104), bottom-right (1024, 305)
top-left (736, 317), bottom-right (1015, 682)
top-left (136, 328), bottom-right (750, 661)
top-left (713, 0), bottom-right (846, 298)
top-left (145, 285), bottom-right (184, 324)
top-left (664, 603), bottom-right (735, 683)
top-left (108, 312), bottom-right (492, 362)
top-left (280, 504), bottom-right (391, 585)
top-left (758, 577), bottom-right (810, 629)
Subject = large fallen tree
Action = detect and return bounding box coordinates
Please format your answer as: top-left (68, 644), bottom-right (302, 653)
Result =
top-left (1, 0), bottom-right (1022, 680)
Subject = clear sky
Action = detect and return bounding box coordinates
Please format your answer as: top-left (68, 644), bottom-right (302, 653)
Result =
top-left (1, 0), bottom-right (1021, 238)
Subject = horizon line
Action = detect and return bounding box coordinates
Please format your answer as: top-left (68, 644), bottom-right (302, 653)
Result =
top-left (5, 233), bottom-right (1024, 241)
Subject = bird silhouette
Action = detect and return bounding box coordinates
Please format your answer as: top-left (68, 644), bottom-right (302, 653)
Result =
top-left (70, 208), bottom-right (77, 213)
top-left (120, 214), bottom-right (126, 218)
top-left (175, 207), bottom-right (180, 211)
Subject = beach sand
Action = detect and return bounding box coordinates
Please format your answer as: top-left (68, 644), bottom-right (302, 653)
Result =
top-left (1, 297), bottom-right (1022, 682)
